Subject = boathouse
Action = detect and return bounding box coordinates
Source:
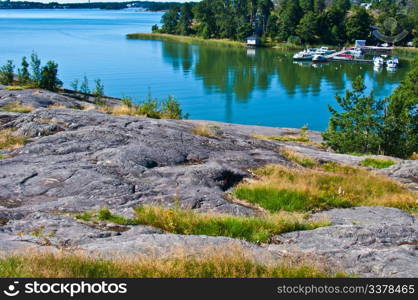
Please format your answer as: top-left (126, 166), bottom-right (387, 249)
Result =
top-left (246, 36), bottom-right (260, 47)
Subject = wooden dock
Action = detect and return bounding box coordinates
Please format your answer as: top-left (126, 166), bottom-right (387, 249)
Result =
top-left (362, 46), bottom-right (393, 55)
top-left (326, 50), bottom-right (373, 63)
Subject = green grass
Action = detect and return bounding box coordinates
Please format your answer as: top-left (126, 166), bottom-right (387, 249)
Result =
top-left (0, 253), bottom-right (345, 278)
top-left (4, 84), bottom-right (37, 91)
top-left (126, 33), bottom-right (245, 48)
top-left (97, 208), bottom-right (138, 226)
top-left (77, 206), bottom-right (327, 244)
top-left (0, 154), bottom-right (8, 160)
top-left (234, 186), bottom-right (352, 212)
top-left (253, 134), bottom-right (310, 143)
top-left (360, 158), bottom-right (396, 169)
top-left (234, 164), bottom-right (417, 213)
top-left (75, 211), bottom-right (93, 222)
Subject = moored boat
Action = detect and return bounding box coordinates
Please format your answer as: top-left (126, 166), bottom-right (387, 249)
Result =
top-left (293, 51), bottom-right (314, 61)
top-left (316, 47), bottom-right (335, 55)
top-left (312, 54), bottom-right (328, 63)
top-left (373, 56), bottom-right (384, 67)
top-left (386, 59), bottom-right (398, 70)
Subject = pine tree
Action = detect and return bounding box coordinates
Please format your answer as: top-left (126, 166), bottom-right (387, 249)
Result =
top-left (322, 76), bottom-right (385, 154)
top-left (295, 11), bottom-right (319, 43)
top-left (39, 61), bottom-right (62, 91)
top-left (345, 7), bottom-right (373, 43)
top-left (17, 56), bottom-right (30, 85)
top-left (30, 51), bottom-right (42, 86)
top-left (0, 60), bottom-right (15, 85)
top-left (381, 58), bottom-right (418, 158)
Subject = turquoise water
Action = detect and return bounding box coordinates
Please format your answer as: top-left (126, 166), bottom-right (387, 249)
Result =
top-left (0, 9), bottom-right (411, 130)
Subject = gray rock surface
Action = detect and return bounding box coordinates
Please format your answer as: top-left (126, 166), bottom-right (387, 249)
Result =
top-left (0, 87), bottom-right (417, 278)
top-left (269, 207), bottom-right (418, 278)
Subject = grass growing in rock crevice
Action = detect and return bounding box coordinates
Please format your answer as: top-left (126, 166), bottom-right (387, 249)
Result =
top-left (192, 123), bottom-right (215, 138)
top-left (0, 129), bottom-right (28, 150)
top-left (279, 148), bottom-right (317, 168)
top-left (360, 158), bottom-right (396, 169)
top-left (0, 252), bottom-right (345, 278)
top-left (87, 96), bottom-right (187, 120)
top-left (77, 207), bottom-right (328, 244)
top-left (252, 127), bottom-right (325, 149)
top-left (234, 163), bottom-right (417, 213)
top-left (0, 101), bottom-right (34, 113)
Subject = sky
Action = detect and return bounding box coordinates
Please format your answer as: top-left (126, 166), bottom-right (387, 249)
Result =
top-left (25, 0), bottom-right (199, 3)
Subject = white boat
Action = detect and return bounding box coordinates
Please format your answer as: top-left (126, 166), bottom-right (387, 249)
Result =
top-left (373, 56), bottom-right (384, 67)
top-left (386, 59), bottom-right (398, 69)
top-left (347, 47), bottom-right (363, 57)
top-left (293, 51), bottom-right (314, 61)
top-left (312, 54), bottom-right (328, 63)
top-left (316, 47), bottom-right (335, 55)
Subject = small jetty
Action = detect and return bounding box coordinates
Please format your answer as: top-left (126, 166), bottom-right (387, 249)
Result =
top-left (293, 44), bottom-right (394, 64)
top-left (326, 50), bottom-right (373, 63)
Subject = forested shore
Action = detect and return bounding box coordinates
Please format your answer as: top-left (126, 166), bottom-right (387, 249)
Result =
top-left (152, 0), bottom-right (418, 47)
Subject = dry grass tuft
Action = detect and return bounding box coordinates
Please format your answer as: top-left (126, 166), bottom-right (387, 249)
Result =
top-left (107, 104), bottom-right (145, 117)
top-left (4, 84), bottom-right (37, 91)
top-left (77, 207), bottom-right (328, 244)
top-left (47, 103), bottom-right (68, 109)
top-left (0, 249), bottom-right (346, 278)
top-left (0, 101), bottom-right (34, 113)
top-left (409, 153), bottom-right (418, 160)
top-left (192, 123), bottom-right (215, 138)
top-left (0, 129), bottom-right (28, 150)
top-left (234, 163), bottom-right (417, 213)
top-left (279, 148), bottom-right (317, 168)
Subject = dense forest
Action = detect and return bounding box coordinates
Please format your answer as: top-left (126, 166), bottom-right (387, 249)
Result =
top-left (0, 1), bottom-right (180, 11)
top-left (154, 0), bottom-right (418, 46)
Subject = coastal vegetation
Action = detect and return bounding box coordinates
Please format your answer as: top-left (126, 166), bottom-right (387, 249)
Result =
top-left (0, 1), bottom-right (178, 11)
top-left (91, 95), bottom-right (186, 120)
top-left (323, 57), bottom-right (418, 159)
top-left (0, 252), bottom-right (344, 278)
top-left (279, 148), bottom-right (317, 168)
top-left (126, 33), bottom-right (246, 48)
top-left (192, 123), bottom-right (216, 137)
top-left (0, 101), bottom-right (33, 113)
top-left (77, 206), bottom-right (327, 244)
top-left (151, 0), bottom-right (417, 47)
top-left (234, 163), bottom-right (417, 213)
top-left (360, 158), bottom-right (396, 169)
top-left (252, 126), bottom-right (309, 143)
top-left (0, 53), bottom-right (62, 91)
top-left (0, 129), bottom-right (28, 150)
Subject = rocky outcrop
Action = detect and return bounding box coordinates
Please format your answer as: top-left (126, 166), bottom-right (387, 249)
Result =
top-left (0, 87), bottom-right (417, 277)
top-left (269, 207), bottom-right (418, 278)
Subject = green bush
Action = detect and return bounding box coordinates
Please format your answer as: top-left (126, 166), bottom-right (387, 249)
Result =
top-left (39, 61), bottom-right (62, 91)
top-left (323, 59), bottom-right (418, 159)
top-left (0, 60), bottom-right (15, 85)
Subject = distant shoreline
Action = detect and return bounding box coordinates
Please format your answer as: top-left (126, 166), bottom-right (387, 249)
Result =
top-left (126, 33), bottom-right (304, 51)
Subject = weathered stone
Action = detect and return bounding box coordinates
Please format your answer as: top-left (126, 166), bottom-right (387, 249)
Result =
top-left (268, 207), bottom-right (418, 278)
top-left (0, 87), bottom-right (417, 278)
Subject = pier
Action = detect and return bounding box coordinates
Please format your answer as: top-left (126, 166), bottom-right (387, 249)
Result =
top-left (326, 50), bottom-right (374, 63)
